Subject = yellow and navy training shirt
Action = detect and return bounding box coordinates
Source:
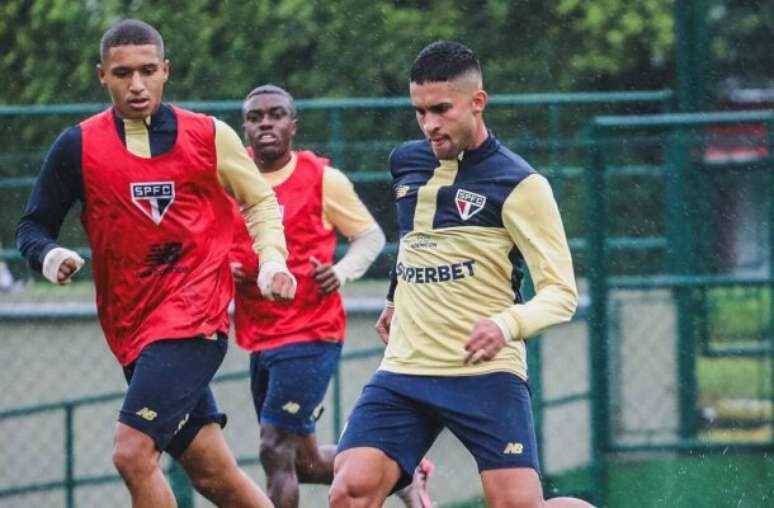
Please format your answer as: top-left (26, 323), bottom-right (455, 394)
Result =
top-left (381, 133), bottom-right (577, 380)
top-left (258, 151), bottom-right (377, 237)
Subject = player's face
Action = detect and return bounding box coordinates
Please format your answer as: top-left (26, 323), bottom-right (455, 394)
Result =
top-left (410, 79), bottom-right (486, 160)
top-left (97, 44), bottom-right (169, 120)
top-left (243, 94), bottom-right (297, 166)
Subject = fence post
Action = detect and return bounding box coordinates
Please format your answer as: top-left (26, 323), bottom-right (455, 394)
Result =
top-left (332, 365), bottom-right (343, 442)
top-left (64, 405), bottom-right (75, 508)
top-left (523, 275), bottom-right (544, 472)
top-left (169, 462), bottom-right (194, 508)
top-left (768, 120), bottom-right (774, 437)
top-left (665, 129), bottom-right (698, 440)
top-left (329, 110), bottom-right (343, 166)
top-left (586, 125), bottom-right (609, 507)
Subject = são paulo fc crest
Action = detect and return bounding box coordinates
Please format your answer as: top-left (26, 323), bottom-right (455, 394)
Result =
top-left (131, 182), bottom-right (175, 225)
top-left (455, 189), bottom-right (486, 220)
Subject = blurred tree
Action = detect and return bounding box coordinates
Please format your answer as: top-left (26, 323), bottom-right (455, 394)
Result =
top-left (0, 0), bottom-right (673, 105)
top-left (707, 0), bottom-right (774, 89)
top-left (553, 0), bottom-right (675, 89)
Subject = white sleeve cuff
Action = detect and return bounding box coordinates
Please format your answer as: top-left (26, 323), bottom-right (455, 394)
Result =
top-left (257, 260), bottom-right (296, 300)
top-left (487, 316), bottom-right (514, 342)
top-left (332, 225), bottom-right (385, 286)
top-left (42, 247), bottom-right (85, 285)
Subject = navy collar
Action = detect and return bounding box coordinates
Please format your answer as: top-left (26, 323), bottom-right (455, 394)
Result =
top-left (111, 103), bottom-right (176, 132)
top-left (460, 130), bottom-right (498, 167)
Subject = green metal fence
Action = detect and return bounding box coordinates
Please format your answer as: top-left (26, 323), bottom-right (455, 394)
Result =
top-left (584, 110), bottom-right (774, 507)
top-left (0, 90), bottom-right (673, 273)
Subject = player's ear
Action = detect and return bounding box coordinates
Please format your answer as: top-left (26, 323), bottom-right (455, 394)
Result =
top-left (162, 59), bottom-right (170, 83)
top-left (96, 63), bottom-right (105, 85)
top-left (472, 89), bottom-right (488, 115)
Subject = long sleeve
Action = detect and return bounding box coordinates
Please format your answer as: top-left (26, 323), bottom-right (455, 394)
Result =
top-left (322, 167), bottom-right (385, 283)
top-left (214, 119), bottom-right (287, 265)
top-left (493, 173), bottom-right (578, 339)
top-left (15, 127), bottom-right (84, 271)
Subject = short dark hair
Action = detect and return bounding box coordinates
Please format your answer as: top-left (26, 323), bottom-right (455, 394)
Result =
top-left (100, 19), bottom-right (164, 62)
top-left (410, 41), bottom-right (481, 85)
top-left (244, 84), bottom-right (297, 118)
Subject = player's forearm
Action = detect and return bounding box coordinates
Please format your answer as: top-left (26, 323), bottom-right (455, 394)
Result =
top-left (333, 224), bottom-right (385, 285)
top-left (241, 199), bottom-right (286, 265)
top-left (16, 127), bottom-right (83, 272)
top-left (15, 219), bottom-right (60, 272)
top-left (214, 119), bottom-right (288, 264)
top-left (497, 173), bottom-right (578, 340)
top-left (491, 283), bottom-right (577, 340)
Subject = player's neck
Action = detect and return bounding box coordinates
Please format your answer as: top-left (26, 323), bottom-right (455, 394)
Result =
top-left (466, 121), bottom-right (489, 152)
top-left (256, 151), bottom-right (293, 173)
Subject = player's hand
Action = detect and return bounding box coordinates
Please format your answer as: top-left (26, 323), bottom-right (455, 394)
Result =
top-left (42, 247), bottom-right (85, 285)
top-left (269, 272), bottom-right (296, 303)
top-left (257, 261), bottom-right (297, 302)
top-left (375, 304), bottom-right (395, 344)
top-left (463, 319), bottom-right (507, 365)
top-left (58, 258), bottom-right (81, 284)
top-left (310, 256), bottom-right (341, 294)
top-left (230, 261), bottom-right (246, 285)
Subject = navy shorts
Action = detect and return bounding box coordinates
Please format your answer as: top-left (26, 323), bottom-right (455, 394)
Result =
top-left (250, 341), bottom-right (342, 435)
top-left (120, 335), bottom-right (228, 459)
top-left (337, 370), bottom-right (540, 490)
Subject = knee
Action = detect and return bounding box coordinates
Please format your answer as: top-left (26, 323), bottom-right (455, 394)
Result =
top-left (328, 480), bottom-right (356, 508)
top-left (259, 436), bottom-right (296, 473)
top-left (328, 472), bottom-right (379, 508)
top-left (112, 436), bottom-right (157, 481)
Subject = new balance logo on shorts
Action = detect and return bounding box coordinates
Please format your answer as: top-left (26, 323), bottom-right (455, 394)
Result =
top-left (503, 442), bottom-right (524, 454)
top-left (131, 181), bottom-right (175, 224)
top-left (282, 401), bottom-right (301, 414)
top-left (136, 407), bottom-right (158, 421)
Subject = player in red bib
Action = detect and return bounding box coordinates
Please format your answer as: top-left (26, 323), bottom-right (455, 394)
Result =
top-left (16, 20), bottom-right (292, 508)
top-left (230, 85), bottom-right (433, 508)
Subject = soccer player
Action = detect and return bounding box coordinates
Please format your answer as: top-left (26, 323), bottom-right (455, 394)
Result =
top-left (15, 19), bottom-right (291, 508)
top-left (329, 42), bottom-right (596, 508)
top-left (230, 84), bottom-right (433, 508)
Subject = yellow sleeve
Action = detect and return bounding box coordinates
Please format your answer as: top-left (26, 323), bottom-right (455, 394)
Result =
top-left (214, 119), bottom-right (287, 264)
top-left (494, 173), bottom-right (578, 339)
top-left (322, 167), bottom-right (376, 238)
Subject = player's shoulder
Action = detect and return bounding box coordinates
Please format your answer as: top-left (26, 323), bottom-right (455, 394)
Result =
top-left (165, 103), bottom-right (218, 136)
top-left (388, 139), bottom-right (437, 178)
top-left (48, 125), bottom-right (83, 162)
top-left (470, 134), bottom-right (536, 186)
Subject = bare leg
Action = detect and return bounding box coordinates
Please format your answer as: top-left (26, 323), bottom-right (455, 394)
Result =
top-left (395, 458), bottom-right (434, 508)
top-left (112, 422), bottom-right (177, 508)
top-left (481, 468), bottom-right (595, 508)
top-left (259, 423), bottom-right (344, 507)
top-left (329, 447), bottom-right (403, 508)
top-left (178, 423), bottom-right (272, 508)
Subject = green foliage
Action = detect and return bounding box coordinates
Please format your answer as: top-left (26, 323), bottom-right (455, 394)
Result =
top-left (708, 0), bottom-right (774, 87)
top-left (0, 0), bottom-right (669, 107)
top-left (554, 0), bottom-right (674, 88)
top-left (1, 0), bottom-right (772, 106)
